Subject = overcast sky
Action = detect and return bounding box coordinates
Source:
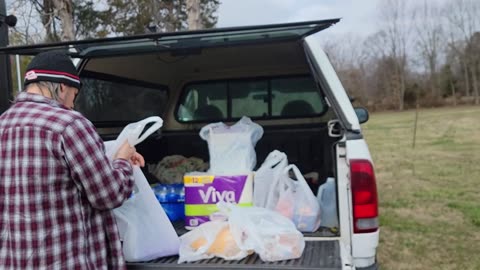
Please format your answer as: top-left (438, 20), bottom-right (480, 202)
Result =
top-left (217, 0), bottom-right (382, 37)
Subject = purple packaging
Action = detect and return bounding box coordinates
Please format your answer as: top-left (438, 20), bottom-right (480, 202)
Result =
top-left (184, 173), bottom-right (253, 229)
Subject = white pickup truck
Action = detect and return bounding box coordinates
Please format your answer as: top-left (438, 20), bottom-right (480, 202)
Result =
top-left (0, 19), bottom-right (379, 270)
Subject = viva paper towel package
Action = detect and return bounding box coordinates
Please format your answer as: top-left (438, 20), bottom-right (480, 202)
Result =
top-left (184, 173), bottom-right (253, 229)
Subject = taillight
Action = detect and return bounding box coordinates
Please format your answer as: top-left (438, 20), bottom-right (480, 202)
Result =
top-left (350, 159), bottom-right (379, 233)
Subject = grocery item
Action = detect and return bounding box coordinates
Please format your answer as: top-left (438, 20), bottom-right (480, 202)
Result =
top-left (152, 184), bottom-right (185, 222)
top-left (148, 155), bottom-right (208, 184)
top-left (253, 150), bottom-right (288, 208)
top-left (317, 177), bottom-right (339, 228)
top-left (272, 165), bottom-right (321, 232)
top-left (178, 221), bottom-right (251, 263)
top-left (199, 116), bottom-right (263, 174)
top-left (184, 173), bottom-right (253, 229)
top-left (222, 203), bottom-right (305, 262)
top-left (104, 116), bottom-right (180, 262)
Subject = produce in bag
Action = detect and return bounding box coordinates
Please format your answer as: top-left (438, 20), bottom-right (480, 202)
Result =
top-left (274, 165), bottom-right (321, 232)
top-left (178, 221), bottom-right (252, 263)
top-left (222, 203), bottom-right (305, 262)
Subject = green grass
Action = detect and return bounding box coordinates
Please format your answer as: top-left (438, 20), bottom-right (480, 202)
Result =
top-left (363, 105), bottom-right (480, 270)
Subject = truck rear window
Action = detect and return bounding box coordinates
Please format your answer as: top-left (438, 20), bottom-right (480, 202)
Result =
top-left (75, 71), bottom-right (168, 124)
top-left (176, 75), bottom-right (327, 122)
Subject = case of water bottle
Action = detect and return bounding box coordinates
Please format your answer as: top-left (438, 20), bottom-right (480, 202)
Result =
top-left (152, 183), bottom-right (185, 222)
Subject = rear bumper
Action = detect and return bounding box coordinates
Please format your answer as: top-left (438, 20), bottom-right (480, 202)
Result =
top-left (352, 229), bottom-right (379, 267)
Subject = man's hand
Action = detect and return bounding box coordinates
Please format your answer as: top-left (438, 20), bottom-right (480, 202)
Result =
top-left (114, 141), bottom-right (145, 167)
top-left (130, 152), bottom-right (145, 167)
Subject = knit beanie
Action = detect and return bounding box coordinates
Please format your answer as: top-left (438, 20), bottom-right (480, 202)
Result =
top-left (24, 51), bottom-right (81, 89)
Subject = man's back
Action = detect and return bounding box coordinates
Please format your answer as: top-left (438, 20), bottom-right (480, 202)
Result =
top-left (0, 92), bottom-right (129, 270)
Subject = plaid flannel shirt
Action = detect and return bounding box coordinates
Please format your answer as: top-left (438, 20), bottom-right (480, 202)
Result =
top-left (0, 92), bottom-right (134, 269)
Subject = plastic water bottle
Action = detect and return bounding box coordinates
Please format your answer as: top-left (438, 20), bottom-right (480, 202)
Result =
top-left (152, 184), bottom-right (185, 222)
top-left (156, 185), bottom-right (168, 203)
top-left (177, 185), bottom-right (185, 202)
top-left (166, 186), bottom-right (178, 202)
top-left (317, 177), bottom-right (339, 228)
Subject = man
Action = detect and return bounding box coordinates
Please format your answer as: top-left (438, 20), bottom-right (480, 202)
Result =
top-left (0, 51), bottom-right (144, 269)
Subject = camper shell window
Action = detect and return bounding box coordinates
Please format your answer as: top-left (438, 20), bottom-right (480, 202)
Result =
top-left (176, 75), bottom-right (327, 122)
top-left (75, 71), bottom-right (168, 125)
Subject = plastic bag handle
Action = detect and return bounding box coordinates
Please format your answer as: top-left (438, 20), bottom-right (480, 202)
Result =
top-left (131, 116), bottom-right (164, 145)
top-left (198, 116), bottom-right (264, 143)
top-left (199, 123), bottom-right (224, 140)
top-left (283, 164), bottom-right (310, 188)
top-left (262, 150), bottom-right (288, 169)
top-left (118, 116), bottom-right (163, 146)
top-left (106, 116), bottom-right (163, 160)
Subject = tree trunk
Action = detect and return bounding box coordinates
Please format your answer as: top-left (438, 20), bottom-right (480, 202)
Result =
top-left (187, 0), bottom-right (202, 30)
top-left (394, 61), bottom-right (405, 111)
top-left (472, 64), bottom-right (479, 105)
top-left (40, 0), bottom-right (58, 42)
top-left (429, 56), bottom-right (437, 98)
top-left (450, 77), bottom-right (457, 106)
top-left (52, 0), bottom-right (74, 41)
top-left (399, 71), bottom-right (405, 110)
top-left (462, 58), bottom-right (470, 97)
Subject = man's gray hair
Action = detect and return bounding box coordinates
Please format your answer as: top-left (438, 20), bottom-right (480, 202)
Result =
top-left (25, 81), bottom-right (62, 101)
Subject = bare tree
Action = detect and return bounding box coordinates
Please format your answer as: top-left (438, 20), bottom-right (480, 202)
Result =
top-left (52, 0), bottom-right (74, 41)
top-left (8, 0), bottom-right (74, 42)
top-left (444, 0), bottom-right (480, 104)
top-left (413, 0), bottom-right (444, 99)
top-left (467, 32), bottom-right (480, 104)
top-left (362, 31), bottom-right (397, 109)
top-left (377, 0), bottom-right (411, 110)
top-left (323, 34), bottom-right (371, 105)
top-left (186, 0), bottom-right (202, 30)
top-left (8, 0), bottom-right (44, 44)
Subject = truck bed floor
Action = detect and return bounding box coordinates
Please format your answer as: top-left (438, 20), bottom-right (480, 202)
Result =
top-left (126, 240), bottom-right (342, 270)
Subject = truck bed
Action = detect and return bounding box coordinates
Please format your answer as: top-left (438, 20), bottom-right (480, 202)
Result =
top-left (126, 240), bottom-right (342, 270)
top-left (125, 123), bottom-right (341, 270)
top-left (127, 221), bottom-right (342, 270)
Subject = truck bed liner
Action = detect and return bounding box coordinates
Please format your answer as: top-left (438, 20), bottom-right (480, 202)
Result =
top-left (126, 240), bottom-right (342, 270)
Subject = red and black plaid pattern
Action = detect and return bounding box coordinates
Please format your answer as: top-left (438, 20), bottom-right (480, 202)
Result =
top-left (0, 92), bottom-right (134, 269)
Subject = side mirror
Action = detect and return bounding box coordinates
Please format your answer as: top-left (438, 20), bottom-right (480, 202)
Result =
top-left (354, 107), bottom-right (369, 124)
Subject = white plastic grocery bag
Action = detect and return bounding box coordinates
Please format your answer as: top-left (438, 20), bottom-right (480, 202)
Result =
top-left (104, 116), bottom-right (180, 262)
top-left (221, 203), bottom-right (305, 262)
top-left (253, 150), bottom-right (288, 208)
top-left (178, 220), bottom-right (251, 263)
top-left (274, 165), bottom-right (321, 232)
top-left (199, 116), bottom-right (263, 174)
top-left (104, 116), bottom-right (164, 160)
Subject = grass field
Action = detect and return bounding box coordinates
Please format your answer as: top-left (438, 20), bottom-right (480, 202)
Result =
top-left (362, 105), bottom-right (480, 270)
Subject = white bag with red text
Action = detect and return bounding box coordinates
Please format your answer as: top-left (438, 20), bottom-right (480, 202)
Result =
top-left (104, 116), bottom-right (180, 261)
